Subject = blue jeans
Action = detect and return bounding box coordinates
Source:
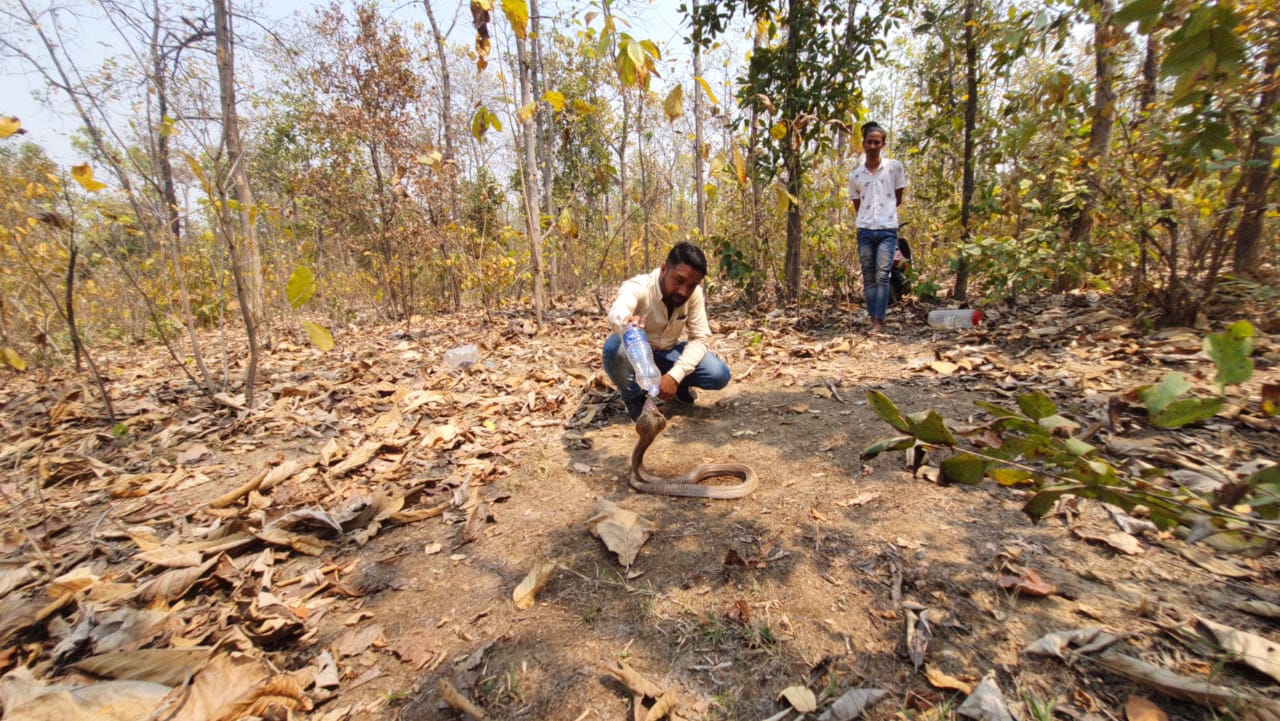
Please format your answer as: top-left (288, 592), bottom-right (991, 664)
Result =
top-left (602, 334), bottom-right (731, 402)
top-left (858, 228), bottom-right (898, 322)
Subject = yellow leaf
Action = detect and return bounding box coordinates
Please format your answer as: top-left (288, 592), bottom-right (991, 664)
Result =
top-left (773, 184), bottom-right (790, 215)
top-left (770, 122), bottom-right (787, 141)
top-left (542, 90), bottom-right (565, 111)
top-left (501, 0), bottom-right (528, 39)
top-left (302, 321), bottom-right (334, 351)
top-left (663, 85), bottom-right (683, 122)
top-left (695, 76), bottom-right (720, 106)
top-left (517, 102), bottom-right (537, 124)
top-left (0, 116), bottom-right (23, 138)
top-left (70, 163), bottom-right (107, 192)
top-left (733, 144), bottom-right (747, 185)
top-left (2, 347), bottom-right (27, 371)
top-left (778, 686), bottom-right (817, 713)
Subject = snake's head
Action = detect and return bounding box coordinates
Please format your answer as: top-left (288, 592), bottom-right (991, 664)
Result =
top-left (635, 397), bottom-right (667, 437)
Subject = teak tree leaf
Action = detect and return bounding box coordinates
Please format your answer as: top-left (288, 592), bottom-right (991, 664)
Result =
top-left (303, 321), bottom-right (334, 352)
top-left (867, 391), bottom-right (910, 432)
top-left (905, 410), bottom-right (958, 446)
top-left (1151, 397), bottom-right (1224, 428)
top-left (286, 266), bottom-right (317, 309)
top-left (1139, 373), bottom-right (1191, 415)
top-left (1204, 320), bottom-right (1254, 391)
top-left (939, 454), bottom-right (989, 485)
top-left (1017, 390), bottom-right (1057, 420)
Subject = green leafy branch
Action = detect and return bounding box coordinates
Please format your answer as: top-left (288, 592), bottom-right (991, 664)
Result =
top-left (861, 322), bottom-right (1277, 551)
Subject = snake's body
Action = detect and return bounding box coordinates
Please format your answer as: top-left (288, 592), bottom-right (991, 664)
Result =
top-left (628, 398), bottom-right (757, 499)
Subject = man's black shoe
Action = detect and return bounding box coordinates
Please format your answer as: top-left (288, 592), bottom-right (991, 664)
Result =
top-left (676, 385), bottom-right (698, 404)
top-left (625, 395), bottom-right (647, 422)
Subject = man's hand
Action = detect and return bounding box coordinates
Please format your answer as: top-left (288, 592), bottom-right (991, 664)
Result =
top-left (624, 315), bottom-right (646, 329)
top-left (657, 374), bottom-right (678, 402)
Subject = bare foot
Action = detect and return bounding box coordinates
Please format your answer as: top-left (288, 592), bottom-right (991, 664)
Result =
top-left (869, 320), bottom-right (886, 335)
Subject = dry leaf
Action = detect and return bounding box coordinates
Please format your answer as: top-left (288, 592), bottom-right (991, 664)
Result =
top-left (132, 557), bottom-right (218, 603)
top-left (930, 360), bottom-right (959, 375)
top-left (1232, 599), bottom-right (1280, 620)
top-left (0, 670), bottom-right (170, 721)
top-left (817, 688), bottom-right (888, 721)
top-left (73, 647), bottom-right (214, 687)
top-left (779, 686), bottom-right (817, 713)
top-left (1025, 627), bottom-right (1118, 658)
top-left (388, 629), bottom-right (437, 670)
top-left (586, 499), bottom-right (656, 567)
top-left (996, 568), bottom-right (1056, 597)
top-left (333, 623), bottom-right (385, 657)
top-left (438, 678), bottom-right (485, 720)
top-left (512, 559), bottom-right (557, 610)
top-left (1196, 616), bottom-right (1280, 683)
top-left (135, 547), bottom-right (204, 568)
top-left (1073, 527), bottom-right (1144, 555)
top-left (956, 678), bottom-right (1016, 721)
top-left (925, 665), bottom-right (973, 694)
top-left (1179, 547), bottom-right (1252, 578)
top-left (1125, 695), bottom-right (1169, 721)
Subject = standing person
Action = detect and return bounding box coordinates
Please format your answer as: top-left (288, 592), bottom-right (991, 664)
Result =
top-left (849, 121), bottom-right (907, 335)
top-left (604, 242), bottom-right (731, 421)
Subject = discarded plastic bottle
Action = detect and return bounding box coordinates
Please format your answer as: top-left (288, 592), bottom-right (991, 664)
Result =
top-left (621, 325), bottom-right (662, 397)
top-left (927, 309), bottom-right (984, 329)
top-left (443, 343), bottom-right (479, 368)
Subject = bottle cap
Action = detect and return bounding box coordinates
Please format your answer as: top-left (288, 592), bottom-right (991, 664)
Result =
top-left (972, 310), bottom-right (984, 324)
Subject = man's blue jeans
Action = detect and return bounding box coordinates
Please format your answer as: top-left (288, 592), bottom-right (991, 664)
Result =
top-left (858, 228), bottom-right (898, 322)
top-left (602, 334), bottom-right (731, 402)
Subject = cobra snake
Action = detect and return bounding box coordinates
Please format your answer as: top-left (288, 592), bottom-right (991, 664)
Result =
top-left (629, 397), bottom-right (758, 499)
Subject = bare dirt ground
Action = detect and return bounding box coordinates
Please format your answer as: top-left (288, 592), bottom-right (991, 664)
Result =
top-left (1, 295), bottom-right (1278, 721)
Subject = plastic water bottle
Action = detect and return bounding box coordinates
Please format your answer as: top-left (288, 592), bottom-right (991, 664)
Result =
top-left (443, 343), bottom-right (479, 368)
top-left (927, 309), bottom-right (984, 329)
top-left (621, 325), bottom-right (661, 397)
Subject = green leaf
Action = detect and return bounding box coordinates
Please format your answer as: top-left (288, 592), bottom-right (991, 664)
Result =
top-left (1204, 320), bottom-right (1254, 390)
top-left (989, 468), bottom-right (1036, 486)
top-left (1138, 372), bottom-right (1190, 415)
top-left (1023, 483), bottom-right (1083, 521)
top-left (1016, 391), bottom-right (1056, 420)
top-left (1161, 30), bottom-right (1210, 79)
top-left (905, 410), bottom-right (958, 446)
top-left (939, 454), bottom-right (989, 485)
top-left (860, 435), bottom-right (916, 460)
top-left (1244, 464), bottom-right (1280, 489)
top-left (974, 400), bottom-right (1018, 418)
top-left (1261, 134), bottom-right (1280, 147)
top-left (302, 321), bottom-right (334, 352)
top-left (1151, 397), bottom-right (1224, 428)
top-left (1113, 0), bottom-right (1164, 26)
top-left (286, 266), bottom-right (317, 309)
top-left (1037, 414), bottom-right (1079, 435)
top-left (1063, 438), bottom-right (1096, 457)
top-left (866, 391), bottom-right (910, 433)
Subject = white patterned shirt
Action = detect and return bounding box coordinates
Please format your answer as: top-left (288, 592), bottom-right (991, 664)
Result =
top-left (849, 158), bottom-right (907, 230)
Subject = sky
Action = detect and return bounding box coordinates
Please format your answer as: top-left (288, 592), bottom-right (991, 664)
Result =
top-left (1, 0), bottom-right (698, 166)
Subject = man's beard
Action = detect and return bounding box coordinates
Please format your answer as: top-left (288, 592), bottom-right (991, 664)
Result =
top-left (662, 291), bottom-right (688, 307)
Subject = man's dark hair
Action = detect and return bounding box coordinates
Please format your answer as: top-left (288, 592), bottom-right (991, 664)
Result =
top-left (861, 121), bottom-right (887, 140)
top-left (666, 242), bottom-right (707, 275)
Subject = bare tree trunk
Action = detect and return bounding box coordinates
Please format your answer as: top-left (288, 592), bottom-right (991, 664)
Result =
top-left (693, 0), bottom-right (708, 238)
top-left (639, 92), bottom-right (651, 270)
top-left (951, 0), bottom-right (977, 301)
top-left (1231, 49), bottom-right (1279, 276)
top-left (423, 0), bottom-right (456, 216)
top-left (1064, 0), bottom-right (1117, 284)
top-left (213, 0), bottom-right (260, 404)
top-left (515, 32), bottom-right (546, 326)
top-left (529, 0), bottom-right (559, 299)
top-left (782, 0), bottom-right (803, 303)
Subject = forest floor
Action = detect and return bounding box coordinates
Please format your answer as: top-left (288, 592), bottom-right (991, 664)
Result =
top-left (1, 292), bottom-right (1279, 721)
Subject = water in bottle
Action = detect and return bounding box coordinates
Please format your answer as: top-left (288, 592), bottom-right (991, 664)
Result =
top-left (621, 325), bottom-right (662, 397)
top-left (927, 309), bottom-right (983, 329)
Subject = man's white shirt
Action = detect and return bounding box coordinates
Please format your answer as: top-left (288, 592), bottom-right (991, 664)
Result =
top-left (848, 158), bottom-right (907, 230)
